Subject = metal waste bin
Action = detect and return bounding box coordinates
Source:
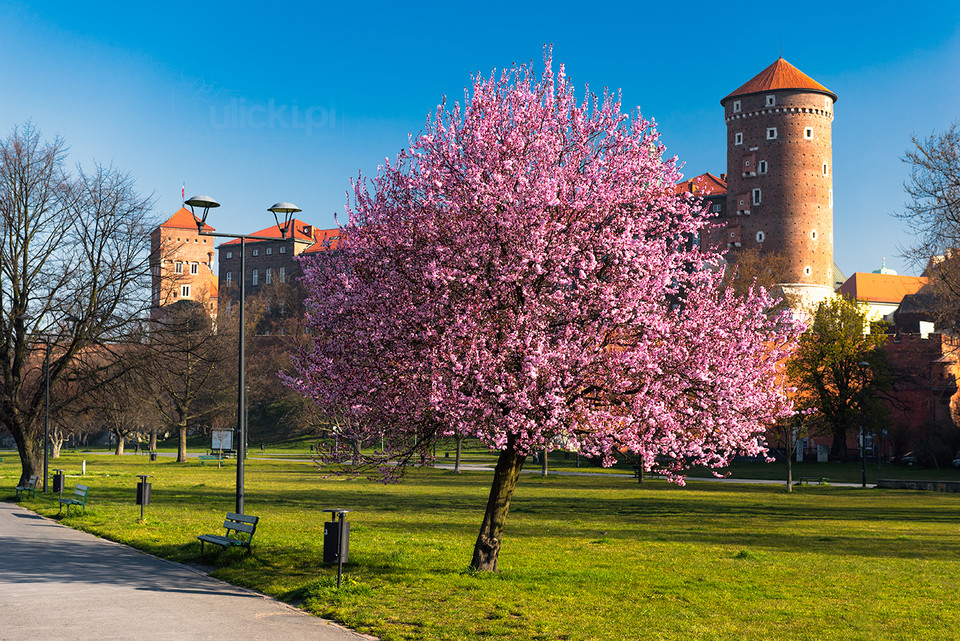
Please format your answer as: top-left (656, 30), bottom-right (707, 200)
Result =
top-left (149, 452), bottom-right (157, 462)
top-left (136, 474), bottom-right (153, 522)
top-left (323, 509), bottom-right (351, 588)
top-left (52, 470), bottom-right (65, 494)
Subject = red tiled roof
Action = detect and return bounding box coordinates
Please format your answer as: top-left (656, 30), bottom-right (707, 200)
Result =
top-left (302, 228), bottom-right (342, 253)
top-left (160, 207), bottom-right (215, 232)
top-left (220, 219), bottom-right (327, 246)
top-left (838, 272), bottom-right (928, 305)
top-left (722, 58), bottom-right (837, 104)
top-left (674, 172), bottom-right (727, 197)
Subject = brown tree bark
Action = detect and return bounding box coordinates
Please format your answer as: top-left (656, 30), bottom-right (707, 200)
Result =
top-left (454, 435), bottom-right (463, 474)
top-left (177, 424), bottom-right (188, 462)
top-left (471, 438), bottom-right (526, 571)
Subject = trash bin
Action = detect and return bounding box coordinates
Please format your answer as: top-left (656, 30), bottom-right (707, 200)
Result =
top-left (322, 509), bottom-right (350, 564)
top-left (52, 470), bottom-right (65, 494)
top-left (136, 480), bottom-right (151, 505)
top-left (149, 452), bottom-right (157, 462)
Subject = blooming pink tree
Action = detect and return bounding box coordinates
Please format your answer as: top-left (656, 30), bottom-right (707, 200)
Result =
top-left (290, 54), bottom-right (802, 571)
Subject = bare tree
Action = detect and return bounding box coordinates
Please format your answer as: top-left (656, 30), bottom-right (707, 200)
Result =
top-left (146, 299), bottom-right (231, 461)
top-left (0, 124), bottom-right (154, 485)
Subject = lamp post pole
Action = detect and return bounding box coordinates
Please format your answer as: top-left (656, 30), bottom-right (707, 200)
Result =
top-left (184, 197), bottom-right (300, 515)
top-left (43, 335), bottom-right (50, 493)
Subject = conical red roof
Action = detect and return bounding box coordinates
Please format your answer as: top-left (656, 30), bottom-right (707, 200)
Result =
top-left (159, 206), bottom-right (215, 232)
top-left (722, 58), bottom-right (837, 104)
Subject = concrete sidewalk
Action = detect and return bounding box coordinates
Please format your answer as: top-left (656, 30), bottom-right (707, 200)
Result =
top-left (0, 501), bottom-right (373, 641)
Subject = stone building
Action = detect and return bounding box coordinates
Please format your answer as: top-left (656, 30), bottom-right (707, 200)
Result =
top-left (697, 58), bottom-right (838, 310)
top-left (149, 207), bottom-right (219, 320)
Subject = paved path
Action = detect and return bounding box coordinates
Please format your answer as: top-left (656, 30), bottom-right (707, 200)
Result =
top-left (0, 501), bottom-right (372, 641)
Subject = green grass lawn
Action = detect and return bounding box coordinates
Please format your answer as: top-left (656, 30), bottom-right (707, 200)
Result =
top-left (4, 452), bottom-right (960, 640)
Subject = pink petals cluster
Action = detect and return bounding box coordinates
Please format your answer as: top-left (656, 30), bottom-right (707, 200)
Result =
top-left (290, 53), bottom-right (802, 481)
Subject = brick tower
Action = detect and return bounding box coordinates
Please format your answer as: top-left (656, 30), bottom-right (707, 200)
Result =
top-left (719, 58), bottom-right (837, 307)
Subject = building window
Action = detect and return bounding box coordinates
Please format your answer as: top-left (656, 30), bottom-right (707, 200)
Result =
top-left (279, 266), bottom-right (286, 283)
top-left (266, 247), bottom-right (273, 255)
top-left (825, 97), bottom-right (832, 110)
top-left (226, 251), bottom-right (233, 259)
top-left (181, 284), bottom-right (191, 298)
top-left (174, 261), bottom-right (183, 274)
top-left (225, 272), bottom-right (232, 285)
top-left (829, 189), bottom-right (834, 208)
top-left (265, 268), bottom-right (273, 285)
top-left (805, 127), bottom-right (814, 139)
top-left (279, 246), bottom-right (287, 254)
top-left (711, 203), bottom-right (722, 213)
top-left (811, 230), bottom-right (818, 240)
top-left (752, 188), bottom-right (762, 206)
top-left (734, 132), bottom-right (743, 145)
top-left (766, 127), bottom-right (777, 140)
top-left (758, 160), bottom-right (768, 174)
top-left (804, 266), bottom-right (812, 276)
top-left (756, 231), bottom-right (765, 243)
top-left (190, 262), bottom-right (199, 275)
top-left (823, 162), bottom-right (829, 176)
top-left (765, 95), bottom-right (776, 107)
top-left (252, 269), bottom-right (259, 286)
top-left (733, 100), bottom-right (741, 113)
top-left (252, 249), bottom-right (259, 257)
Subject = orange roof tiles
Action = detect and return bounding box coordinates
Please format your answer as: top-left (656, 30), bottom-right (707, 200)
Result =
top-left (674, 172), bottom-right (727, 197)
top-left (302, 228), bottom-right (342, 253)
top-left (838, 272), bottom-right (929, 305)
top-left (220, 219), bottom-right (325, 246)
top-left (722, 58), bottom-right (837, 104)
top-left (159, 207), bottom-right (215, 232)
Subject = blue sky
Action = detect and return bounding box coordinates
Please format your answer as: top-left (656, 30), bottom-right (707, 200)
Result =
top-left (1, 2), bottom-right (958, 277)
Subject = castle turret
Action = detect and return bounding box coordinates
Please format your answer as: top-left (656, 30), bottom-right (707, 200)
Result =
top-left (719, 58), bottom-right (837, 306)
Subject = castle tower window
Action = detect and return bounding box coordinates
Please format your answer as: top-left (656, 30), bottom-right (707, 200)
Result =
top-left (756, 231), bottom-right (765, 243)
top-left (733, 100), bottom-right (741, 113)
top-left (758, 160), bottom-right (768, 174)
top-left (752, 188), bottom-right (762, 206)
top-left (804, 266), bottom-right (812, 276)
top-left (734, 132), bottom-right (743, 145)
top-left (766, 127), bottom-right (777, 140)
top-left (811, 230), bottom-right (818, 240)
top-left (765, 95), bottom-right (776, 107)
top-left (805, 127), bottom-right (814, 139)
top-left (190, 262), bottom-right (199, 275)
top-left (174, 261), bottom-right (183, 274)
top-left (822, 162), bottom-right (829, 176)
top-left (181, 284), bottom-right (191, 298)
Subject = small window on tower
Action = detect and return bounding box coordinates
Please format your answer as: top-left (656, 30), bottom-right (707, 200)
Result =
top-left (752, 188), bottom-right (762, 205)
top-left (805, 127), bottom-right (814, 139)
top-left (735, 132), bottom-right (743, 145)
top-left (758, 160), bottom-right (768, 174)
top-left (765, 95), bottom-right (776, 107)
top-left (804, 266), bottom-right (813, 276)
top-left (733, 100), bottom-right (741, 113)
top-left (766, 127), bottom-right (777, 140)
top-left (756, 231), bottom-right (765, 243)
top-left (822, 162), bottom-right (829, 176)
top-left (811, 230), bottom-right (818, 240)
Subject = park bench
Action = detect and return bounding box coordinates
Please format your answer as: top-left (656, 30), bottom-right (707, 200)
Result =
top-left (797, 477), bottom-right (830, 486)
top-left (198, 454), bottom-right (226, 466)
top-left (58, 484), bottom-right (90, 516)
top-left (197, 513), bottom-right (259, 555)
top-left (15, 475), bottom-right (39, 499)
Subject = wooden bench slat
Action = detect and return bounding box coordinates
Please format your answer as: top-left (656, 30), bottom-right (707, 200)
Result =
top-left (198, 513), bottom-right (259, 555)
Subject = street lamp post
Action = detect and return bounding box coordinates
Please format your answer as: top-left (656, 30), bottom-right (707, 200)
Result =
top-left (858, 360), bottom-right (871, 489)
top-left (184, 196), bottom-right (301, 515)
top-left (43, 335), bottom-right (50, 493)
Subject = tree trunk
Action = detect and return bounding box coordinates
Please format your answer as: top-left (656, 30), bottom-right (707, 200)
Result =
top-left (11, 423), bottom-right (42, 486)
top-left (51, 428), bottom-right (64, 459)
top-left (454, 435), bottom-right (463, 474)
top-left (831, 429), bottom-right (848, 460)
top-left (471, 440), bottom-right (526, 571)
top-left (114, 432), bottom-right (125, 455)
top-left (149, 427), bottom-right (157, 452)
top-left (541, 448), bottom-right (548, 477)
top-left (177, 424), bottom-right (188, 462)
